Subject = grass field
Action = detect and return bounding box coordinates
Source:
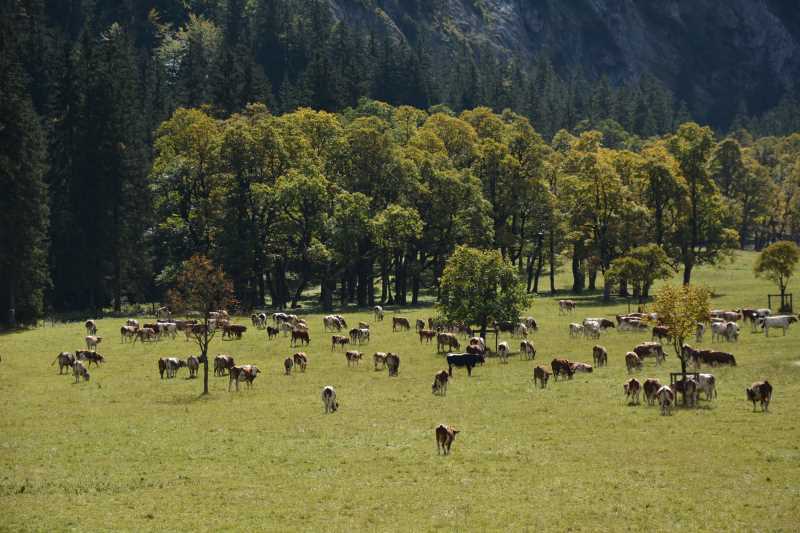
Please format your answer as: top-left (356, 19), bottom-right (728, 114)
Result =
top-left (1, 251), bottom-right (799, 532)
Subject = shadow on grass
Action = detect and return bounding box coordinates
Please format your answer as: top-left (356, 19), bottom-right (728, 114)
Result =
top-left (156, 392), bottom-right (225, 405)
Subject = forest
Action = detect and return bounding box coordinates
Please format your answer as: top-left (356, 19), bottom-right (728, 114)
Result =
top-left (2, 0), bottom-right (800, 325)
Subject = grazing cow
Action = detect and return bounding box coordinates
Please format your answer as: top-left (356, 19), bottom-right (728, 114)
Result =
top-left (570, 362), bottom-right (593, 373)
top-left (696, 373), bottom-right (716, 400)
top-left (746, 381), bottom-right (773, 412)
top-left (643, 378), bottom-right (662, 406)
top-left (214, 355), bottom-right (235, 376)
top-left (266, 326), bottom-right (279, 339)
top-left (228, 365), bottom-right (261, 391)
top-left (657, 386), bottom-right (674, 416)
top-left (468, 337), bottom-right (485, 351)
top-left (558, 299), bottom-right (576, 314)
top-left (592, 345), bottom-right (608, 367)
top-left (322, 386), bottom-right (338, 413)
top-left (186, 356), bottom-right (201, 378)
top-left (349, 328), bottom-right (369, 344)
top-left (73, 360), bottom-right (90, 383)
top-left (435, 424), bottom-right (459, 455)
top-left (682, 345), bottom-right (737, 367)
top-left (651, 326), bottom-right (670, 342)
top-left (633, 342), bottom-right (665, 365)
top-left (291, 329), bottom-right (310, 347)
top-left (624, 378), bottom-right (641, 404)
top-left (284, 357), bottom-right (293, 375)
top-left (520, 340), bottom-right (536, 360)
top-left (85, 335), bottom-right (102, 351)
top-left (721, 311), bottom-right (741, 322)
top-left (52, 351), bottom-right (75, 374)
top-left (465, 344), bottom-right (485, 356)
top-left (437, 333), bottom-right (460, 353)
top-left (515, 323), bottom-right (529, 338)
top-left (120, 325), bottom-right (137, 343)
top-left (136, 327), bottom-right (157, 344)
top-left (85, 319), bottom-right (97, 336)
top-left (323, 315), bottom-right (338, 331)
top-left (418, 329), bottom-right (436, 343)
top-left (293, 352), bottom-right (308, 372)
top-left (415, 319), bottom-right (425, 331)
top-left (569, 323), bottom-right (584, 338)
top-left (583, 318), bottom-right (615, 330)
top-left (618, 317), bottom-right (649, 332)
top-left (625, 352), bottom-right (643, 373)
top-left (432, 370), bottom-right (449, 395)
top-left (670, 378), bottom-right (698, 407)
top-left (712, 321), bottom-right (739, 342)
top-left (345, 350), bottom-right (363, 367)
top-left (77, 350), bottom-right (105, 367)
top-left (223, 324), bottom-right (247, 340)
top-left (386, 353), bottom-right (400, 376)
top-left (550, 358), bottom-right (574, 381)
top-left (392, 317), bottom-right (411, 332)
top-left (331, 335), bottom-right (349, 351)
top-left (446, 353), bottom-right (485, 377)
top-left (373, 352), bottom-right (387, 370)
top-left (126, 318), bottom-right (139, 328)
top-left (533, 366), bottom-right (551, 388)
top-left (582, 322), bottom-right (601, 340)
top-left (497, 341), bottom-right (510, 363)
top-left (695, 322), bottom-right (705, 343)
top-left (522, 317), bottom-right (538, 331)
top-left (759, 315), bottom-right (797, 337)
top-left (333, 315), bottom-right (347, 329)
top-left (373, 306), bottom-right (384, 321)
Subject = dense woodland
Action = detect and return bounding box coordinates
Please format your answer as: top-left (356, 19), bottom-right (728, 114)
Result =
top-left (2, 0), bottom-right (800, 325)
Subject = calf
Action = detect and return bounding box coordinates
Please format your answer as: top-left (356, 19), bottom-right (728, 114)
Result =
top-left (558, 299), bottom-right (576, 314)
top-left (284, 357), bottom-right (293, 375)
top-left (228, 365), bottom-right (261, 391)
top-left (345, 350), bottom-right (363, 367)
top-left (331, 335), bottom-right (349, 351)
top-left (625, 352), bottom-right (642, 373)
top-left (373, 352), bottom-right (387, 370)
top-left (432, 370), bottom-right (449, 395)
top-left (386, 353), bottom-right (400, 376)
top-left (435, 424), bottom-right (459, 455)
top-left (73, 360), bottom-right (90, 383)
top-left (322, 385), bottom-right (338, 413)
top-left (643, 378), bottom-right (662, 406)
top-left (657, 386), bottom-right (674, 416)
top-left (85, 319), bottom-right (97, 336)
top-left (186, 355), bottom-right (201, 378)
top-left (418, 329), bottom-right (436, 343)
top-left (52, 351), bottom-right (75, 374)
top-left (213, 355), bottom-right (235, 376)
top-left (437, 333), bottom-right (460, 353)
top-left (446, 353), bottom-right (485, 377)
top-left (533, 366), bottom-right (551, 388)
top-left (550, 358), bottom-right (573, 381)
top-left (570, 362), bottom-right (593, 373)
top-left (695, 322), bottom-right (705, 343)
top-left (569, 323), bottom-right (584, 338)
top-left (520, 340), bottom-right (536, 360)
top-left (592, 345), bottom-right (608, 367)
top-left (497, 341), bottom-right (510, 363)
top-left (292, 352), bottom-right (308, 372)
top-left (392, 317), bottom-right (411, 331)
top-left (291, 329), bottom-right (310, 347)
top-left (85, 335), bottom-right (102, 351)
top-left (624, 378), bottom-right (641, 404)
top-left (266, 326), bottom-right (280, 339)
top-left (746, 381), bottom-right (773, 412)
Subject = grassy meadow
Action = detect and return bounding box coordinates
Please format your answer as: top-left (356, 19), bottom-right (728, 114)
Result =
top-left (1, 251), bottom-right (799, 531)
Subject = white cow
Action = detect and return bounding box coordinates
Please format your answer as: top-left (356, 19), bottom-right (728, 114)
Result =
top-left (569, 323), bottom-right (584, 338)
top-left (711, 321), bottom-right (738, 342)
top-left (760, 315), bottom-right (797, 337)
top-left (697, 373), bottom-right (717, 400)
top-left (657, 385), bottom-right (674, 416)
top-left (497, 341), bottom-right (510, 363)
top-left (583, 321), bottom-right (601, 340)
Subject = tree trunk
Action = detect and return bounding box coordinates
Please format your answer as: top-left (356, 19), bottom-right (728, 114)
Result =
top-left (683, 259), bottom-right (693, 285)
top-left (571, 244), bottom-right (585, 293)
top-left (549, 231), bottom-right (556, 294)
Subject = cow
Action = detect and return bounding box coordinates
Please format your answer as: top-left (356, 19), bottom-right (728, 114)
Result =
top-left (186, 355), bottom-right (201, 378)
top-left (515, 323), bottom-right (529, 338)
top-left (323, 315), bottom-right (340, 331)
top-left (373, 352), bottom-right (387, 370)
top-left (435, 424), bottom-right (459, 455)
top-left (291, 329), bottom-right (310, 347)
top-left (497, 341), bottom-right (510, 363)
top-left (759, 315), bottom-right (797, 337)
top-left (214, 355), bottom-right (235, 376)
top-left (696, 373), bottom-right (716, 400)
top-left (333, 315), bottom-right (347, 329)
top-left (495, 321), bottom-right (516, 335)
top-left (583, 321), bottom-right (601, 340)
top-left (85, 319), bottom-right (97, 336)
top-left (418, 329), bottom-right (436, 343)
top-left (682, 345), bottom-right (736, 367)
top-left (437, 333), bottom-right (460, 353)
top-left (618, 317), bottom-right (649, 332)
top-left (158, 322), bottom-right (178, 339)
top-left (331, 335), bottom-right (349, 351)
top-left (657, 386), bottom-right (675, 416)
top-left (135, 327), bottom-right (156, 344)
top-left (373, 306), bottom-right (384, 321)
top-left (558, 299), bottom-right (576, 314)
top-left (386, 353), bottom-right (400, 376)
top-left (746, 381), bottom-right (773, 412)
top-left (643, 378), bottom-right (662, 406)
top-left (533, 366), bottom-right (551, 388)
top-left (624, 378), bottom-right (641, 404)
top-left (284, 357), bottom-right (293, 375)
top-left (570, 362), bottom-right (593, 373)
top-left (120, 325), bottom-right (137, 343)
top-left (468, 337), bottom-right (485, 351)
top-left (550, 358), bottom-right (574, 381)
top-left (293, 352), bottom-right (308, 372)
top-left (52, 351), bottom-right (75, 374)
top-left (583, 318), bottom-right (615, 330)
top-left (229, 365), bottom-right (261, 391)
top-left (126, 318), bottom-right (139, 329)
top-left (85, 335), bottom-right (102, 351)
top-left (266, 326), bottom-right (279, 339)
top-left (322, 386), bottom-right (338, 413)
top-left (415, 319), bottom-right (425, 331)
top-left (432, 370), bottom-right (449, 395)
top-left (392, 317), bottom-right (411, 332)
top-left (522, 317), bottom-right (538, 331)
top-left (77, 350), bottom-right (105, 367)
top-left (670, 378), bottom-right (698, 407)
top-left (712, 321), bottom-right (738, 342)
top-left (446, 353), bottom-right (485, 377)
top-left (278, 322), bottom-right (293, 336)
top-left (633, 342), bottom-right (665, 365)
top-left (592, 345), bottom-right (608, 367)
top-left (695, 322), bottom-right (706, 343)
top-left (569, 323), bottom-right (584, 338)
top-left (349, 328), bottom-right (369, 344)
top-left (345, 350), bottom-right (363, 367)
top-left (223, 324), bottom-right (247, 340)
top-left (520, 340), bottom-right (536, 360)
top-left (651, 326), bottom-right (670, 342)
top-left (73, 360), bottom-right (90, 383)
top-left (625, 352), bottom-right (643, 373)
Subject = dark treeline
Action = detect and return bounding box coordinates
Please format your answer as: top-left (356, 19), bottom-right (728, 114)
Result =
top-left (2, 0), bottom-right (800, 325)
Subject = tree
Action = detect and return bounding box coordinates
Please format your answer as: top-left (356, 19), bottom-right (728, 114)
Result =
top-left (167, 255), bottom-right (235, 395)
top-left (754, 241), bottom-right (800, 311)
top-left (653, 284), bottom-right (711, 382)
top-left (438, 246), bottom-right (530, 338)
top-left (606, 244), bottom-right (672, 302)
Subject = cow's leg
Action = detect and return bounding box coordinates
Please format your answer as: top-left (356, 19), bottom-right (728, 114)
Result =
top-left (466, 365), bottom-right (472, 377)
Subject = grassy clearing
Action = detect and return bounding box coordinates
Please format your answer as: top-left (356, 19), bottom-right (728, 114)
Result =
top-left (1, 251), bottom-right (799, 531)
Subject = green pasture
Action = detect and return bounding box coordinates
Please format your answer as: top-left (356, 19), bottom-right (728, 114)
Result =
top-left (1, 251), bottom-right (799, 531)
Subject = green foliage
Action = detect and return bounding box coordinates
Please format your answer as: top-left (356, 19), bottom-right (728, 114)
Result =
top-left (607, 244), bottom-right (672, 298)
top-left (653, 283), bottom-right (711, 372)
top-left (754, 241), bottom-right (800, 297)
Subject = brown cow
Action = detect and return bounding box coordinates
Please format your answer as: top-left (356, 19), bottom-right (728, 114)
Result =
top-left (345, 350), bottom-right (362, 367)
top-left (633, 342), bottom-right (665, 365)
top-left (266, 326), bottom-right (279, 339)
top-left (592, 345), bottom-right (608, 367)
top-left (214, 355), bottom-right (235, 376)
top-left (533, 366), bottom-right (551, 388)
top-left (283, 357), bottom-right (293, 375)
top-left (223, 324), bottom-right (247, 339)
top-left (418, 329), bottom-right (436, 343)
top-left (432, 370), bottom-right (449, 395)
top-left (435, 424), bottom-right (459, 455)
top-left (331, 335), bottom-right (349, 351)
top-left (437, 333), bottom-right (460, 353)
top-left (550, 358), bottom-right (573, 381)
top-left (52, 351), bottom-right (75, 374)
top-left (386, 353), bottom-right (400, 376)
top-left (392, 317), bottom-right (411, 332)
top-left (643, 378), bottom-right (662, 406)
top-left (291, 329), bottom-right (310, 346)
top-left (624, 378), bottom-right (641, 404)
top-left (651, 325), bottom-right (671, 342)
top-left (293, 352), bottom-right (308, 372)
top-left (746, 381), bottom-right (773, 412)
top-left (229, 365), bottom-right (260, 391)
top-left (625, 352), bottom-right (642, 373)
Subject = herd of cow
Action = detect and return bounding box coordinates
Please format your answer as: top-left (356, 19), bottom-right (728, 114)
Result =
top-left (50, 300), bottom-right (787, 455)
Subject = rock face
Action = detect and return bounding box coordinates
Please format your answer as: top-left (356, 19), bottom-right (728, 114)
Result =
top-left (328, 0), bottom-right (800, 122)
